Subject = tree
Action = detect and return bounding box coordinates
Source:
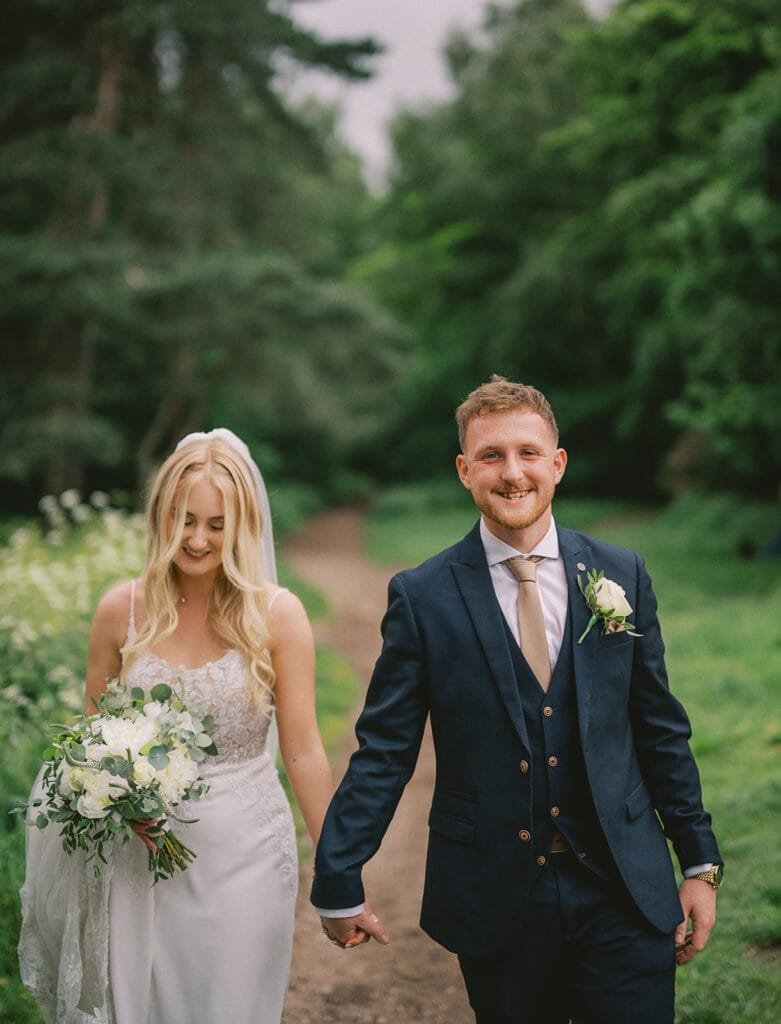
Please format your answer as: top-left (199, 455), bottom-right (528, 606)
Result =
top-left (0, 0), bottom-right (404, 509)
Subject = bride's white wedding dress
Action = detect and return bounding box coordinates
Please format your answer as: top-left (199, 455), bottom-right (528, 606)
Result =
top-left (19, 584), bottom-right (298, 1024)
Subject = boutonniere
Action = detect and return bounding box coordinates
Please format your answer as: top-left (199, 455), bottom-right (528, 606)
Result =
top-left (577, 569), bottom-right (642, 644)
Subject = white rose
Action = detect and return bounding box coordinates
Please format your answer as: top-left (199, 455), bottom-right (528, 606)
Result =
top-left (58, 762), bottom-right (85, 796)
top-left (593, 577), bottom-right (632, 618)
top-left (132, 755), bottom-right (157, 787)
top-left (76, 791), bottom-right (112, 819)
top-left (99, 715), bottom-right (158, 757)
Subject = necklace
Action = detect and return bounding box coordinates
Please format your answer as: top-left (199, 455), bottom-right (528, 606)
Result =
top-left (179, 596), bottom-right (187, 604)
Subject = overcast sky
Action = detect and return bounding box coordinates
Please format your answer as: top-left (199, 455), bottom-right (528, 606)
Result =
top-left (289, 0), bottom-right (612, 188)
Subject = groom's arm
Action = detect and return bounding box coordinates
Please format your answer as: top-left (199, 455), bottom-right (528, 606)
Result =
top-left (626, 553), bottom-right (721, 960)
top-left (627, 553), bottom-right (721, 867)
top-left (311, 574), bottom-right (430, 926)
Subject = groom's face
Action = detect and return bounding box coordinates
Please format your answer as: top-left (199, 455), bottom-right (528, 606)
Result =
top-left (456, 408), bottom-right (567, 546)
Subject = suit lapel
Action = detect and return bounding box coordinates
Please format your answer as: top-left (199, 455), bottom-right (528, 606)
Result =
top-left (451, 524), bottom-right (530, 750)
top-left (557, 526), bottom-right (598, 742)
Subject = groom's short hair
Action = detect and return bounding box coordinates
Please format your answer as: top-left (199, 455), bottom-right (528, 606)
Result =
top-left (455, 375), bottom-right (559, 451)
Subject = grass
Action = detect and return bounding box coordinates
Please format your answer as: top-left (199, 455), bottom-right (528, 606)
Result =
top-left (365, 481), bottom-right (781, 1024)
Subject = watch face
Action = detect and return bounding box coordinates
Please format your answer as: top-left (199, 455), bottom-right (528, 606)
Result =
top-left (714, 864), bottom-right (724, 886)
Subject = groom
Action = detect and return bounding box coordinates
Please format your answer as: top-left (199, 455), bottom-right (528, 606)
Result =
top-left (312, 376), bottom-right (722, 1023)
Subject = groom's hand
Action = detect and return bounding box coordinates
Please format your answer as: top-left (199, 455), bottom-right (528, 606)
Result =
top-left (675, 879), bottom-right (717, 965)
top-left (320, 902), bottom-right (390, 949)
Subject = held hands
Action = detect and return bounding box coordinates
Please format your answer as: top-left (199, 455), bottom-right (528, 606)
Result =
top-left (320, 902), bottom-right (390, 950)
top-left (675, 878), bottom-right (717, 965)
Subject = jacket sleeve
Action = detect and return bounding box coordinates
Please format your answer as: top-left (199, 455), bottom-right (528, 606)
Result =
top-left (627, 554), bottom-right (722, 870)
top-left (311, 573), bottom-right (430, 909)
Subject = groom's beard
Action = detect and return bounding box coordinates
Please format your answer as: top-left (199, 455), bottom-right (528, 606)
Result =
top-left (473, 482), bottom-right (555, 535)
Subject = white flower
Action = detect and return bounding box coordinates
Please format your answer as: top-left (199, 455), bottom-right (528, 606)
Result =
top-left (132, 755), bottom-right (158, 787)
top-left (592, 577), bottom-right (633, 618)
top-left (76, 769), bottom-right (127, 818)
top-left (59, 488), bottom-right (81, 509)
top-left (142, 701), bottom-right (165, 722)
top-left (58, 762), bottom-right (85, 796)
top-left (89, 490), bottom-right (111, 508)
top-left (98, 715), bottom-right (158, 756)
top-left (577, 568), bottom-right (641, 645)
top-left (84, 742), bottom-right (111, 762)
top-left (157, 748), bottom-right (200, 804)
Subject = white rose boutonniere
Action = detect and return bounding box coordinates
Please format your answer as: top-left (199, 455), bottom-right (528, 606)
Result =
top-left (577, 569), bottom-right (642, 645)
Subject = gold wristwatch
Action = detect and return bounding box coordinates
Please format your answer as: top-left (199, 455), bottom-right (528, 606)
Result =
top-left (691, 864), bottom-right (724, 889)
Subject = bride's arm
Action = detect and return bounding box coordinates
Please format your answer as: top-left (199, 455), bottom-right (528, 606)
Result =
top-left (84, 580), bottom-right (130, 713)
top-left (271, 591), bottom-right (334, 845)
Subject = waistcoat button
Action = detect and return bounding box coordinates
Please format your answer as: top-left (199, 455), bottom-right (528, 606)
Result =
top-left (518, 829), bottom-right (532, 842)
top-left (550, 806), bottom-right (560, 818)
top-left (543, 706), bottom-right (554, 717)
top-left (548, 756), bottom-right (558, 767)
top-left (519, 760), bottom-right (529, 774)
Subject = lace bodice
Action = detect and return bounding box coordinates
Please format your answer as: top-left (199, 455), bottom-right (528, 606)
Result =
top-left (124, 649), bottom-right (272, 765)
top-left (121, 582), bottom-right (278, 765)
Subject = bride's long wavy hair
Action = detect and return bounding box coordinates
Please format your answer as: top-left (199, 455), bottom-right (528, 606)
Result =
top-left (122, 437), bottom-right (275, 708)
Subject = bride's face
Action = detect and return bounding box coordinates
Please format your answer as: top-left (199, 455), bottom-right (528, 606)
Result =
top-left (170, 479), bottom-right (226, 581)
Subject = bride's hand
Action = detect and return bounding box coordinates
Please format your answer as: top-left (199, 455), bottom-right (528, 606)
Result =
top-left (131, 818), bottom-right (161, 853)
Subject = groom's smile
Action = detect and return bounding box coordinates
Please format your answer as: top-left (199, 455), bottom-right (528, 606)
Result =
top-left (456, 409), bottom-right (567, 550)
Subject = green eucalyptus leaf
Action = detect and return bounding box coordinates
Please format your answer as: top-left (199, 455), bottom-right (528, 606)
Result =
top-left (150, 684), bottom-right (172, 703)
top-left (147, 746), bottom-right (169, 770)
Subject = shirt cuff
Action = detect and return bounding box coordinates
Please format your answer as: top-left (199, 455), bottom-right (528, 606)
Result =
top-left (314, 903), bottom-right (366, 918)
top-left (683, 863), bottom-right (714, 877)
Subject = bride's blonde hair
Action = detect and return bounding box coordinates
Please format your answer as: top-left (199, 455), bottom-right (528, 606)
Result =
top-left (123, 436), bottom-right (275, 708)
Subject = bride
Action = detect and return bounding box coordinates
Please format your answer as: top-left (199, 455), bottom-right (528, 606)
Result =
top-left (19, 429), bottom-right (334, 1024)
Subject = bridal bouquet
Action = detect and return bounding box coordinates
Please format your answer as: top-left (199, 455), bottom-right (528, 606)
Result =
top-left (28, 679), bottom-right (217, 882)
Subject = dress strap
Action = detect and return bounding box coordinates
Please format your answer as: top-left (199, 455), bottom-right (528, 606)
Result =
top-left (267, 587), bottom-right (289, 612)
top-left (126, 579), bottom-right (138, 644)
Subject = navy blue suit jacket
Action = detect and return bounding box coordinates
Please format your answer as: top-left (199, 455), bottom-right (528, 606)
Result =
top-left (311, 522), bottom-right (721, 957)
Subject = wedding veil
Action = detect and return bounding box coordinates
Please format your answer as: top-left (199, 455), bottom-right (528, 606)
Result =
top-left (174, 428), bottom-right (278, 587)
top-left (174, 428), bottom-right (279, 760)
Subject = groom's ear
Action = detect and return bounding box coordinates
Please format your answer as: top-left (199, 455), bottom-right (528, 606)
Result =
top-left (553, 448), bottom-right (567, 484)
top-left (455, 453), bottom-right (471, 490)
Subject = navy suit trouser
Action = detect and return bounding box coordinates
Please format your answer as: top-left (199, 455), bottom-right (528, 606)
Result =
top-left (458, 851), bottom-right (676, 1024)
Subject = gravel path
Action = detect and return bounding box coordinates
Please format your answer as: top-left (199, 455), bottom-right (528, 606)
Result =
top-left (281, 508), bottom-right (471, 1023)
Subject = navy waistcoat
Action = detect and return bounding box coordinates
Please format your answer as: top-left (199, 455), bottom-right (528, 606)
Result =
top-left (504, 616), bottom-right (617, 882)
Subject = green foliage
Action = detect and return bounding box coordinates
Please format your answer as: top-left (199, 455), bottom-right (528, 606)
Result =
top-left (0, 0), bottom-right (403, 510)
top-left (361, 0), bottom-right (781, 498)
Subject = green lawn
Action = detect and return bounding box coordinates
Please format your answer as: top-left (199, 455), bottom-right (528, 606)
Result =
top-left (366, 483), bottom-right (781, 1024)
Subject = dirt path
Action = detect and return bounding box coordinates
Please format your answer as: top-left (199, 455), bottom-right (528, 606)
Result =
top-left (281, 508), bottom-right (471, 1024)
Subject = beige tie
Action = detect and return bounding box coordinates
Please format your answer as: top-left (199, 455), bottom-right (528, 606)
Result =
top-left (505, 556), bottom-right (551, 691)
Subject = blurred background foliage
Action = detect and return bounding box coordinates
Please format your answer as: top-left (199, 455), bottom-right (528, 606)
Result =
top-left (1, 0), bottom-right (779, 512)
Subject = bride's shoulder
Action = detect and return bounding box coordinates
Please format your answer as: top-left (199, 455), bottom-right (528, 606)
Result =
top-left (92, 578), bottom-right (142, 632)
top-left (264, 584), bottom-right (310, 637)
top-left (265, 582), bottom-right (293, 613)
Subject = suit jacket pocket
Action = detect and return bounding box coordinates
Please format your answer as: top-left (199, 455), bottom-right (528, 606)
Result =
top-left (428, 808), bottom-right (476, 845)
top-left (428, 791), bottom-right (476, 845)
top-left (601, 633), bottom-right (634, 651)
top-left (625, 781), bottom-right (653, 821)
